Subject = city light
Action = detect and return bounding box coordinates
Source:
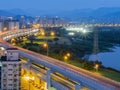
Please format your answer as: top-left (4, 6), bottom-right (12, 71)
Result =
top-left (43, 42), bottom-right (49, 56)
top-left (64, 55), bottom-right (68, 60)
top-left (24, 75), bottom-right (35, 81)
top-left (14, 26), bottom-right (17, 30)
top-left (43, 42), bottom-right (48, 48)
top-left (94, 64), bottom-right (99, 71)
top-left (66, 53), bottom-right (71, 57)
top-left (63, 52), bottom-right (71, 62)
top-left (82, 29), bottom-right (87, 33)
top-left (24, 76), bottom-right (30, 81)
top-left (65, 26), bottom-right (91, 34)
top-left (3, 27), bottom-right (7, 31)
top-left (50, 31), bottom-right (55, 36)
top-left (41, 32), bottom-right (45, 36)
top-left (68, 32), bottom-right (75, 36)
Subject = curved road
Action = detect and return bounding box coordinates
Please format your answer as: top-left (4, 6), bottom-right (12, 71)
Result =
top-left (0, 30), bottom-right (120, 90)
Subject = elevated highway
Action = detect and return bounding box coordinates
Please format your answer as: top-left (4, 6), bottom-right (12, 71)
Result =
top-left (0, 29), bottom-right (120, 90)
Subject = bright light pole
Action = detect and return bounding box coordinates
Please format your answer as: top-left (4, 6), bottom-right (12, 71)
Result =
top-left (66, 52), bottom-right (71, 57)
top-left (64, 52), bottom-right (71, 62)
top-left (43, 42), bottom-right (49, 56)
top-left (3, 27), bottom-right (7, 31)
top-left (95, 64), bottom-right (99, 71)
top-left (50, 31), bottom-right (55, 36)
top-left (64, 55), bottom-right (68, 60)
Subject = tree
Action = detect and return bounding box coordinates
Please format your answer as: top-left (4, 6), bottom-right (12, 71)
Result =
top-left (29, 34), bottom-right (35, 44)
top-left (54, 38), bottom-right (59, 41)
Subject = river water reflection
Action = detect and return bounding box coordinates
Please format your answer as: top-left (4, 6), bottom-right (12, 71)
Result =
top-left (89, 46), bottom-right (120, 71)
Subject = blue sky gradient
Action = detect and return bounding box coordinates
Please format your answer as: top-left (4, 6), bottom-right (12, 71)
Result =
top-left (0, 0), bottom-right (120, 10)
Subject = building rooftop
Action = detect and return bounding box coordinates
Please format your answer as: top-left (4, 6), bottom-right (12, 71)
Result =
top-left (6, 48), bottom-right (18, 50)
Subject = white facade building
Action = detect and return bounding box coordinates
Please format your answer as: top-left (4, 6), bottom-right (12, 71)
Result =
top-left (0, 22), bottom-right (3, 32)
top-left (0, 48), bottom-right (21, 90)
top-left (8, 21), bottom-right (19, 30)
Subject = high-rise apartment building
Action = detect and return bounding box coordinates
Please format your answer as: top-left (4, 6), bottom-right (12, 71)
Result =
top-left (0, 48), bottom-right (21, 90)
top-left (0, 22), bottom-right (3, 32)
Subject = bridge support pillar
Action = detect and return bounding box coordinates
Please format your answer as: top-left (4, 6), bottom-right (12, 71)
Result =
top-left (75, 84), bottom-right (81, 90)
top-left (26, 59), bottom-right (31, 69)
top-left (46, 69), bottom-right (51, 89)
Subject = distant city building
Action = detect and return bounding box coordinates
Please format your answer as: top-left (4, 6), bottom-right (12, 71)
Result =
top-left (38, 16), bottom-right (68, 27)
top-left (0, 48), bottom-right (21, 90)
top-left (0, 16), bottom-right (7, 21)
top-left (35, 16), bottom-right (40, 24)
top-left (0, 22), bottom-right (4, 32)
top-left (4, 20), bottom-right (19, 31)
top-left (19, 16), bottom-right (25, 29)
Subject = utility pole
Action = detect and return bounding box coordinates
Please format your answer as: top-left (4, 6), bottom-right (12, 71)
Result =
top-left (93, 28), bottom-right (99, 61)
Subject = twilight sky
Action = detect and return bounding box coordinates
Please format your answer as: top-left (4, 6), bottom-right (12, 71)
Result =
top-left (0, 0), bottom-right (120, 10)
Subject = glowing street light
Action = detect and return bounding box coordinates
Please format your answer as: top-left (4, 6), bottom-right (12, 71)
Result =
top-left (66, 53), bottom-right (71, 57)
top-left (82, 29), bottom-right (87, 33)
top-left (64, 55), bottom-right (68, 60)
top-left (50, 31), bottom-right (55, 36)
top-left (94, 64), bottom-right (99, 71)
top-left (63, 52), bottom-right (71, 62)
top-left (41, 32), bottom-right (45, 36)
top-left (43, 42), bottom-right (49, 56)
top-left (43, 42), bottom-right (48, 48)
top-left (3, 27), bottom-right (7, 31)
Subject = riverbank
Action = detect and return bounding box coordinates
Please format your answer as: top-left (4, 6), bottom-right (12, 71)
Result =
top-left (89, 46), bottom-right (120, 71)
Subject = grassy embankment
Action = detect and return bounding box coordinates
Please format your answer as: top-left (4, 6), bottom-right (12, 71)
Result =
top-left (19, 36), bottom-right (120, 82)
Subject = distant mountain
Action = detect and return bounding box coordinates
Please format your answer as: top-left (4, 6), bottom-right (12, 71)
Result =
top-left (1, 7), bottom-right (120, 22)
top-left (0, 10), bottom-right (14, 16)
top-left (14, 15), bottom-right (34, 21)
top-left (53, 9), bottom-right (93, 18)
top-left (58, 7), bottom-right (120, 18)
top-left (104, 11), bottom-right (120, 17)
top-left (9, 9), bottom-right (31, 16)
top-left (89, 7), bottom-right (120, 17)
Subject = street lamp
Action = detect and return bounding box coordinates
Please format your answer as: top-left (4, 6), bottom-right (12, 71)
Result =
top-left (63, 52), bottom-right (71, 62)
top-left (3, 27), bottom-right (7, 31)
top-left (41, 32), bottom-right (45, 36)
top-left (50, 31), bottom-right (55, 36)
top-left (66, 52), bottom-right (71, 57)
top-left (94, 64), bottom-right (99, 71)
top-left (43, 42), bottom-right (49, 56)
top-left (64, 55), bottom-right (68, 61)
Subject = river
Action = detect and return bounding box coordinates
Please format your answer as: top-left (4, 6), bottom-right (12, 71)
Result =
top-left (89, 46), bottom-right (120, 71)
